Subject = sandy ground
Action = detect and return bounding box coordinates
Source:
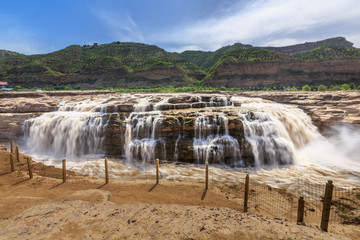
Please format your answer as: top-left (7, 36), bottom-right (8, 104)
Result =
top-left (0, 146), bottom-right (359, 240)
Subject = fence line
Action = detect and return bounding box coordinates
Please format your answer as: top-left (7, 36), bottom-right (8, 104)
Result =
top-left (331, 186), bottom-right (360, 224)
top-left (248, 179), bottom-right (297, 222)
top-left (2, 148), bottom-right (359, 229)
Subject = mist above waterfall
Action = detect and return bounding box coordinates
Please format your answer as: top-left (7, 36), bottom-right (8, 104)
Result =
top-left (296, 124), bottom-right (360, 173)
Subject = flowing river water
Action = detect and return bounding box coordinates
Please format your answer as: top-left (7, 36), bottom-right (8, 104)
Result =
top-left (20, 94), bottom-right (360, 189)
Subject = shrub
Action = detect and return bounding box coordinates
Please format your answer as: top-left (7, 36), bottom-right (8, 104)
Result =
top-left (302, 85), bottom-right (311, 91)
top-left (341, 84), bottom-right (350, 91)
top-left (318, 85), bottom-right (327, 91)
top-left (330, 85), bottom-right (341, 91)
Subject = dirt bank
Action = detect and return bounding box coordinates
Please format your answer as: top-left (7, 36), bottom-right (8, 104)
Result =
top-left (0, 147), bottom-right (359, 239)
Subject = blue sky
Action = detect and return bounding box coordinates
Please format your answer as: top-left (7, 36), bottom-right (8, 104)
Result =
top-left (1, 0), bottom-right (360, 54)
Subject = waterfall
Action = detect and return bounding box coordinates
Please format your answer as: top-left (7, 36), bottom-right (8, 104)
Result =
top-left (232, 97), bottom-right (320, 167)
top-left (207, 96), bottom-right (232, 107)
top-left (22, 94), bottom-right (321, 169)
top-left (193, 114), bottom-right (242, 167)
top-left (124, 111), bottom-right (166, 165)
top-left (23, 112), bottom-right (107, 160)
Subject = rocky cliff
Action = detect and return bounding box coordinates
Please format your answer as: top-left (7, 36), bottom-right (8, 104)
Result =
top-left (205, 59), bottom-right (360, 88)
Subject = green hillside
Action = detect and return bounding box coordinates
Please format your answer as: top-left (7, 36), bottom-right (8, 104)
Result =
top-left (0, 42), bottom-right (206, 87)
top-left (1, 37), bottom-right (360, 89)
top-left (171, 50), bottom-right (212, 67)
top-left (295, 46), bottom-right (360, 61)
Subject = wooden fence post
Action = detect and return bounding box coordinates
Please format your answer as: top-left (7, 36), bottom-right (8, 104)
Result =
top-left (105, 157), bottom-right (109, 184)
top-left (15, 145), bottom-right (20, 162)
top-left (156, 159), bottom-right (159, 184)
top-left (321, 180), bottom-right (334, 232)
top-left (244, 174), bottom-right (249, 212)
top-left (10, 140), bottom-right (14, 153)
top-left (9, 154), bottom-right (15, 172)
top-left (297, 196), bottom-right (305, 224)
top-left (62, 159), bottom-right (66, 183)
top-left (205, 162), bottom-right (209, 189)
top-left (26, 157), bottom-right (33, 179)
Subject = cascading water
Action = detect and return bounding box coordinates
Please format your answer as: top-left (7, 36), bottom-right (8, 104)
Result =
top-left (20, 93), bottom-right (360, 187)
top-left (193, 114), bottom-right (242, 167)
top-left (230, 97), bottom-right (320, 168)
top-left (124, 111), bottom-right (166, 165)
top-left (23, 94), bottom-right (320, 167)
top-left (23, 108), bottom-right (108, 160)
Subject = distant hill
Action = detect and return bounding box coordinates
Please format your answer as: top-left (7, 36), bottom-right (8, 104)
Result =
top-left (174, 43), bottom-right (253, 71)
top-left (264, 37), bottom-right (354, 55)
top-left (171, 50), bottom-right (212, 68)
top-left (295, 45), bottom-right (360, 61)
top-left (0, 37), bottom-right (359, 89)
top-left (0, 50), bottom-right (21, 58)
top-left (0, 42), bottom-right (206, 88)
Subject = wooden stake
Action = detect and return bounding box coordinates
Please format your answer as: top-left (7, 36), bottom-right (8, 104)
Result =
top-left (9, 154), bottom-right (14, 172)
top-left (297, 196), bottom-right (305, 224)
top-left (26, 157), bottom-right (33, 179)
top-left (156, 159), bottom-right (159, 184)
top-left (105, 157), bottom-right (109, 184)
top-left (205, 162), bottom-right (209, 189)
top-left (10, 140), bottom-right (14, 153)
top-left (321, 180), bottom-right (334, 232)
top-left (15, 145), bottom-right (20, 162)
top-left (62, 159), bottom-right (66, 183)
top-left (244, 174), bottom-right (249, 212)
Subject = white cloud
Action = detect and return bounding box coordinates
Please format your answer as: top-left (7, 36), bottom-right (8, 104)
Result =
top-left (92, 9), bottom-right (144, 42)
top-left (347, 34), bottom-right (360, 48)
top-left (160, 0), bottom-right (360, 51)
top-left (0, 40), bottom-right (43, 55)
top-left (261, 38), bottom-right (306, 47)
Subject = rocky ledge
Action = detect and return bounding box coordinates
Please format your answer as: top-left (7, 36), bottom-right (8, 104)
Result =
top-left (238, 91), bottom-right (360, 131)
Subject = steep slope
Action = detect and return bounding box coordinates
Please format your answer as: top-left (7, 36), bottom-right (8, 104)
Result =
top-left (171, 50), bottom-right (213, 67)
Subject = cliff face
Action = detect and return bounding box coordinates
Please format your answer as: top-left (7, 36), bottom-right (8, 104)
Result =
top-left (4, 67), bottom-right (192, 89)
top-left (205, 59), bottom-right (360, 88)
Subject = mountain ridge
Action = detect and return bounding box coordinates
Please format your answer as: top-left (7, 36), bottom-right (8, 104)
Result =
top-left (0, 37), bottom-right (359, 89)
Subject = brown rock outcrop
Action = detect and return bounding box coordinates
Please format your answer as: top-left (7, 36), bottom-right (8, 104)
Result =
top-left (206, 59), bottom-right (360, 88)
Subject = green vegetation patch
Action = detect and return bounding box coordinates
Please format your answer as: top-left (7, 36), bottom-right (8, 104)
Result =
top-left (296, 46), bottom-right (360, 61)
